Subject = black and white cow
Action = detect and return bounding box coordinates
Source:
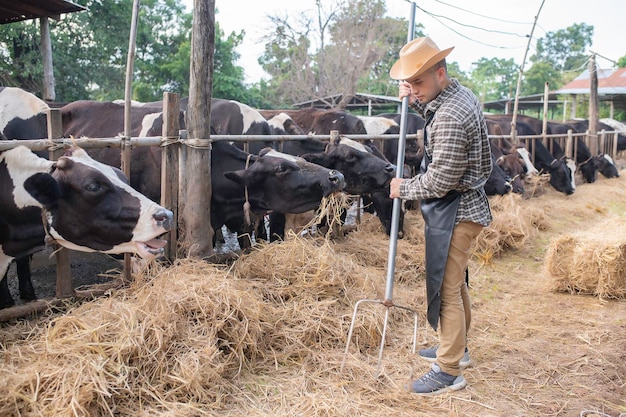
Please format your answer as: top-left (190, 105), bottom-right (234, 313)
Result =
top-left (0, 145), bottom-right (173, 308)
top-left (486, 115), bottom-right (574, 195)
top-left (60, 99), bottom-right (348, 251)
top-left (0, 87), bottom-right (49, 140)
top-left (210, 98), bottom-right (276, 154)
top-left (211, 142), bottom-right (345, 248)
top-left (547, 120), bottom-right (620, 183)
top-left (376, 112), bottom-right (425, 175)
top-left (526, 137), bottom-right (576, 195)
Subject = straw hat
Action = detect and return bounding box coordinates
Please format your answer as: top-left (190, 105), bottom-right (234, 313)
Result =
top-left (389, 37), bottom-right (454, 81)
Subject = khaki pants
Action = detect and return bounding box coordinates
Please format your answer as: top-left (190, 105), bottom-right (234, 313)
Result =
top-left (436, 221), bottom-right (483, 376)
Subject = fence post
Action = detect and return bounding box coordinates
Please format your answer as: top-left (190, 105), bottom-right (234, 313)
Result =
top-left (566, 129), bottom-right (574, 159)
top-left (47, 108), bottom-right (74, 300)
top-left (599, 129), bottom-right (606, 155)
top-left (161, 92), bottom-right (180, 260)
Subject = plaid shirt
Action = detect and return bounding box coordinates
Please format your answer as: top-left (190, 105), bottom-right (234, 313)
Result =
top-left (400, 78), bottom-right (493, 227)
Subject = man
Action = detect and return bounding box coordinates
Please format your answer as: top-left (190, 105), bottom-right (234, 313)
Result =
top-left (389, 37), bottom-right (493, 395)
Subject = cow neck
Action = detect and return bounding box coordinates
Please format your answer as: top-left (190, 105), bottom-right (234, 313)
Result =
top-left (578, 155), bottom-right (593, 167)
top-left (243, 153), bottom-right (253, 226)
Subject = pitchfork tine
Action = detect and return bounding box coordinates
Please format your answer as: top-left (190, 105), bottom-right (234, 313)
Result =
top-left (341, 4), bottom-right (420, 376)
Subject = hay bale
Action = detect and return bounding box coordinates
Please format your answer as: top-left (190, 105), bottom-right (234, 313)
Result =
top-left (473, 193), bottom-right (547, 262)
top-left (545, 219), bottom-right (626, 299)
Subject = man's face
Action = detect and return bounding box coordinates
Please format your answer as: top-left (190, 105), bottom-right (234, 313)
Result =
top-left (407, 66), bottom-right (444, 104)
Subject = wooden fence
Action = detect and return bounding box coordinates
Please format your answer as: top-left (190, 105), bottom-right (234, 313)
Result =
top-left (0, 99), bottom-right (623, 320)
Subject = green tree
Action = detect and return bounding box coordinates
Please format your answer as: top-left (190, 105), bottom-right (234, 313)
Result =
top-left (470, 57), bottom-right (518, 102)
top-left (0, 0), bottom-right (249, 103)
top-left (530, 23), bottom-right (593, 72)
top-left (259, 0), bottom-right (410, 108)
top-left (0, 20), bottom-right (42, 94)
top-left (522, 61), bottom-right (564, 95)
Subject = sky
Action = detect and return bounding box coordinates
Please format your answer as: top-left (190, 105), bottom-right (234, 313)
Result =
top-left (183, 0), bottom-right (626, 83)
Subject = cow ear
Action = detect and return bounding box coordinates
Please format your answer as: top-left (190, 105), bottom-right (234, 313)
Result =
top-left (111, 166), bottom-right (130, 184)
top-left (23, 172), bottom-right (62, 207)
top-left (258, 147), bottom-right (272, 157)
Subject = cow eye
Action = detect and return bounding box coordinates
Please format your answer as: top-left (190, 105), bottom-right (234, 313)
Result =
top-left (84, 182), bottom-right (103, 193)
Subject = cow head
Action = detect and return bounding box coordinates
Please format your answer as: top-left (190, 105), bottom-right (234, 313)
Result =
top-left (495, 154), bottom-right (525, 194)
top-left (19, 146), bottom-right (173, 258)
top-left (577, 157), bottom-right (599, 183)
top-left (515, 146), bottom-right (539, 176)
top-left (223, 147), bottom-right (345, 214)
top-left (596, 153), bottom-right (620, 178)
top-left (543, 157), bottom-right (576, 195)
top-left (485, 154), bottom-right (512, 196)
top-left (301, 136), bottom-right (396, 195)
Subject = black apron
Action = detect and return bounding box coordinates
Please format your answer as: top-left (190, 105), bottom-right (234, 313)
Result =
top-left (419, 114), bottom-right (463, 331)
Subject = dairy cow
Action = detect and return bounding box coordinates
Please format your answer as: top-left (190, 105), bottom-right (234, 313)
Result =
top-left (258, 109), bottom-right (404, 239)
top-left (0, 145), bottom-right (173, 308)
top-left (547, 121), bottom-right (620, 183)
top-left (485, 115), bottom-right (574, 195)
top-left (60, 100), bottom-right (183, 202)
top-left (211, 143), bottom-right (345, 248)
top-left (61, 100), bottom-right (347, 249)
top-left (376, 112), bottom-right (424, 175)
top-left (486, 119), bottom-right (526, 194)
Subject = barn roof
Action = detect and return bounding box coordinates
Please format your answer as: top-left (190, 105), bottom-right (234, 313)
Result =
top-left (0, 0), bottom-right (85, 25)
top-left (553, 67), bottom-right (626, 96)
top-left (293, 92), bottom-right (400, 114)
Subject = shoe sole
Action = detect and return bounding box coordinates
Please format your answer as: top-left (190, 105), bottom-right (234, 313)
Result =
top-left (418, 355), bottom-right (472, 369)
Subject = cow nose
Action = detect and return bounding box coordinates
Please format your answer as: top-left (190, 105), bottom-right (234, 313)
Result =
top-left (385, 164), bottom-right (396, 175)
top-left (328, 170), bottom-right (345, 188)
top-left (153, 208), bottom-right (174, 230)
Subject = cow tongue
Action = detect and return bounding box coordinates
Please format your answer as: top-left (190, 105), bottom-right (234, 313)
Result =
top-left (138, 238), bottom-right (167, 257)
top-left (145, 238), bottom-right (167, 249)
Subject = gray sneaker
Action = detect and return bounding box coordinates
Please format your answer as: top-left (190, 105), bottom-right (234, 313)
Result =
top-left (408, 363), bottom-right (467, 395)
top-left (418, 345), bottom-right (472, 368)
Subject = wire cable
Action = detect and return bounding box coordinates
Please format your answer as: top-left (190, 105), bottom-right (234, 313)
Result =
top-left (415, 3), bottom-right (528, 38)
top-left (432, 0), bottom-right (533, 25)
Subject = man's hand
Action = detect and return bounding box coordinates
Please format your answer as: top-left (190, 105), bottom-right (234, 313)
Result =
top-left (390, 178), bottom-right (404, 199)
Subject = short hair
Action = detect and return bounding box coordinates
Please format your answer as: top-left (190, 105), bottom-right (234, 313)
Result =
top-left (430, 59), bottom-right (447, 72)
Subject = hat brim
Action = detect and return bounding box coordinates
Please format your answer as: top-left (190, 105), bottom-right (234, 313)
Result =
top-left (389, 46), bottom-right (454, 81)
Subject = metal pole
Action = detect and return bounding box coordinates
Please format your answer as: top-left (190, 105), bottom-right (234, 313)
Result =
top-left (341, 1), bottom-right (419, 376)
top-left (384, 0), bottom-right (416, 304)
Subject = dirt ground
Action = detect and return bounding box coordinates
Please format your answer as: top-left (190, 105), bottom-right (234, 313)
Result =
top-left (1, 163), bottom-right (625, 417)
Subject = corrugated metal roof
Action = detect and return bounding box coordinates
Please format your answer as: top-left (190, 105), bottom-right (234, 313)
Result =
top-left (293, 93), bottom-right (400, 110)
top-left (0, 0), bottom-right (86, 25)
top-left (554, 67), bottom-right (626, 96)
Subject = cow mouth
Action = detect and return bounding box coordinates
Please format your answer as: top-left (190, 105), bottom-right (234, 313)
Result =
top-left (136, 238), bottom-right (167, 258)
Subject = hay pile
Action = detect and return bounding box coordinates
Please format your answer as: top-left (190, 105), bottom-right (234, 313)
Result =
top-left (0, 234), bottom-right (425, 416)
top-left (473, 192), bottom-right (547, 262)
top-left (0, 190), bottom-right (562, 416)
top-left (544, 217), bottom-right (626, 299)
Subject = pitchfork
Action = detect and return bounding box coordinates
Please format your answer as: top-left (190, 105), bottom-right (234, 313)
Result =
top-left (340, 2), bottom-right (419, 377)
